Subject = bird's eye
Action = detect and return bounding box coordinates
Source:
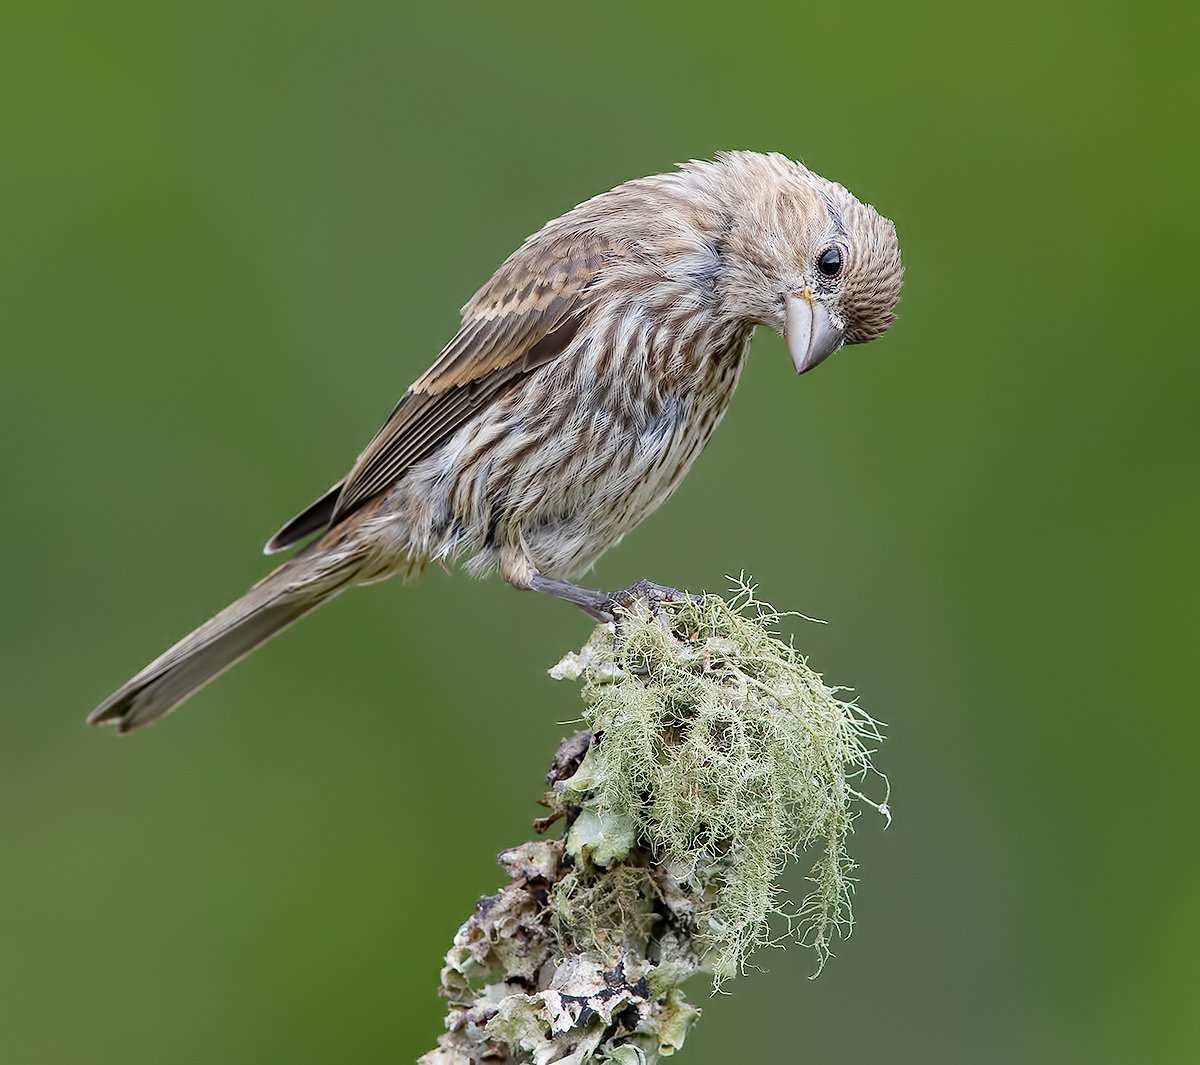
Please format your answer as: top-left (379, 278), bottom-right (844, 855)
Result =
top-left (816, 245), bottom-right (843, 279)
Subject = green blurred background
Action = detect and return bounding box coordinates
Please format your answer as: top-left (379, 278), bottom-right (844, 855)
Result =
top-left (3, 2), bottom-right (1196, 1061)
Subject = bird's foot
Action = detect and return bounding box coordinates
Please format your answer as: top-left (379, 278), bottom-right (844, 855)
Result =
top-left (529, 574), bottom-right (703, 626)
top-left (602, 580), bottom-right (706, 661)
top-left (600, 579), bottom-right (704, 624)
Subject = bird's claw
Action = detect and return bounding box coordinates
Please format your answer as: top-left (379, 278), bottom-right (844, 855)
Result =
top-left (600, 579), bottom-right (704, 626)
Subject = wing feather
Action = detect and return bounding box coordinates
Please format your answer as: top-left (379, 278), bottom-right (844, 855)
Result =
top-left (266, 229), bottom-right (612, 550)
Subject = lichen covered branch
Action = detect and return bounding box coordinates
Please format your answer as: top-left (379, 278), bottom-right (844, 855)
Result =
top-left (421, 584), bottom-right (888, 1064)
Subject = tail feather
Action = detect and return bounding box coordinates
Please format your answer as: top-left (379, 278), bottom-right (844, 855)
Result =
top-left (88, 552), bottom-right (360, 734)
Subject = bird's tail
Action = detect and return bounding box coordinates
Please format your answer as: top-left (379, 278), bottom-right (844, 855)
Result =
top-left (88, 545), bottom-right (365, 734)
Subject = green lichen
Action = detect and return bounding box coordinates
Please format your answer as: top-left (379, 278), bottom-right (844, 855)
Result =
top-left (551, 580), bottom-right (888, 984)
top-left (423, 582), bottom-right (890, 1064)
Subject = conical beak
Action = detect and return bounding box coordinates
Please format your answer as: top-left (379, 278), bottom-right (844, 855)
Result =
top-left (785, 290), bottom-right (845, 374)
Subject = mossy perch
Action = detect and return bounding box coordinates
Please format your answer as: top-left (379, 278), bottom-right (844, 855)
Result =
top-left (421, 584), bottom-right (889, 1064)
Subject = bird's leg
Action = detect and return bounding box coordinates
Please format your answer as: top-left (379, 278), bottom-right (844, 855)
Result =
top-left (528, 576), bottom-right (614, 621)
top-left (529, 575), bottom-right (703, 625)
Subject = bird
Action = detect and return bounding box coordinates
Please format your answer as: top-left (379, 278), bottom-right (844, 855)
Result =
top-left (88, 150), bottom-right (903, 734)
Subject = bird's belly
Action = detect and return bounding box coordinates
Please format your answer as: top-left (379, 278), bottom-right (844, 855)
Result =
top-left (519, 403), bottom-right (716, 578)
top-left (375, 328), bottom-right (751, 583)
top-left (499, 354), bottom-right (746, 580)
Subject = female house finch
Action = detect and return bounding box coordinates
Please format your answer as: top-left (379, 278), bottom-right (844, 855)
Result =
top-left (89, 151), bottom-right (903, 733)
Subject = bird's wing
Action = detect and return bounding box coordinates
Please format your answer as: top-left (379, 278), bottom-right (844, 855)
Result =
top-left (265, 229), bottom-right (613, 553)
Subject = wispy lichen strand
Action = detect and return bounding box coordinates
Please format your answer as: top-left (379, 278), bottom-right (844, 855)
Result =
top-left (552, 581), bottom-right (888, 982)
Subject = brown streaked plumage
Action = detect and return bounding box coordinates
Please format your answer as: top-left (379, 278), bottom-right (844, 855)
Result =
top-left (89, 151), bottom-right (903, 733)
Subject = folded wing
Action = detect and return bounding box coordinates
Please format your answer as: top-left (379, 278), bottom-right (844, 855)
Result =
top-left (266, 229), bottom-right (613, 553)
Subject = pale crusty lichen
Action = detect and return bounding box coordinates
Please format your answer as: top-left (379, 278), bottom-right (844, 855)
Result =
top-left (421, 582), bottom-right (887, 1063)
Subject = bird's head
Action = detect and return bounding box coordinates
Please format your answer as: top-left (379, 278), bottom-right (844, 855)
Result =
top-left (702, 152), bottom-right (904, 374)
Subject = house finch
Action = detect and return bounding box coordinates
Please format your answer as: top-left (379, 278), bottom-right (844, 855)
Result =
top-left (89, 151), bottom-right (903, 733)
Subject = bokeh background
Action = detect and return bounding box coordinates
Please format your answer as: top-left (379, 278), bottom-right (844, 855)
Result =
top-left (3, 2), bottom-right (1196, 1062)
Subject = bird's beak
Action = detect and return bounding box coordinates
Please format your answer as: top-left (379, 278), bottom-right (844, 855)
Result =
top-left (785, 289), bottom-right (845, 374)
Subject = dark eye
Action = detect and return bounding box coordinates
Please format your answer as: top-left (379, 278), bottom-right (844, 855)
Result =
top-left (816, 245), bottom-right (843, 278)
